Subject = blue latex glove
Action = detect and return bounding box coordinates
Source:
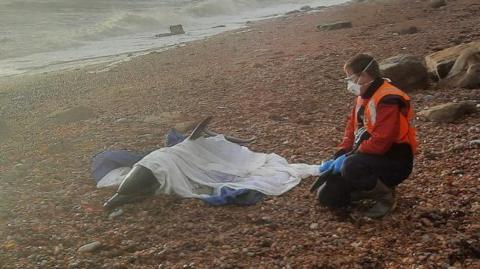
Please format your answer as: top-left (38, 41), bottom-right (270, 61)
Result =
top-left (319, 159), bottom-right (335, 173)
top-left (332, 154), bottom-right (347, 174)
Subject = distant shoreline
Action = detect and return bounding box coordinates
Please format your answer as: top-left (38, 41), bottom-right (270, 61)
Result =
top-left (0, 1), bottom-right (345, 79)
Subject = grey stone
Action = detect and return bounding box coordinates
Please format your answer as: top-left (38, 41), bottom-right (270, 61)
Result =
top-left (397, 26), bottom-right (418, 35)
top-left (423, 95), bottom-right (435, 102)
top-left (155, 24), bottom-right (185, 38)
top-left (68, 261), bottom-right (80, 269)
top-left (115, 118), bottom-right (128, 123)
top-left (468, 126), bottom-right (480, 133)
top-left (108, 209), bottom-right (124, 219)
top-left (469, 140), bottom-right (480, 147)
top-left (421, 234), bottom-right (432, 242)
top-left (47, 106), bottom-right (95, 124)
top-left (317, 21), bottom-right (352, 31)
top-left (285, 10), bottom-right (301, 15)
top-left (418, 101), bottom-right (477, 123)
top-left (78, 241), bottom-right (102, 253)
top-left (170, 24), bottom-right (185, 35)
top-left (429, 0), bottom-right (446, 8)
top-left (380, 54), bottom-right (429, 91)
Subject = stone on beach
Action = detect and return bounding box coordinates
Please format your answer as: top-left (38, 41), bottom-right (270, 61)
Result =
top-left (429, 0), bottom-right (447, 8)
top-left (418, 101), bottom-right (477, 123)
top-left (78, 241), bottom-right (102, 253)
top-left (396, 26), bottom-right (418, 35)
top-left (316, 21), bottom-right (352, 31)
top-left (155, 24), bottom-right (185, 38)
top-left (441, 47), bottom-right (480, 89)
top-left (47, 106), bottom-right (95, 124)
top-left (380, 54), bottom-right (429, 91)
top-left (285, 10), bottom-right (301, 15)
top-left (425, 41), bottom-right (480, 80)
top-left (170, 25), bottom-right (185, 35)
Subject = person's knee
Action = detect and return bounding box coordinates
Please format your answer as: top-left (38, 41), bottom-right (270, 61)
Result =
top-left (340, 154), bottom-right (376, 191)
top-left (340, 155), bottom-right (362, 178)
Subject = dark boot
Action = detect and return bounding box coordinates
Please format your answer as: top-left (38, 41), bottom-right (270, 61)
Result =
top-left (350, 189), bottom-right (373, 202)
top-left (361, 179), bottom-right (396, 218)
top-left (349, 179), bottom-right (385, 202)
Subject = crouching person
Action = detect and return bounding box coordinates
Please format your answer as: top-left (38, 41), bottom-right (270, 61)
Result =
top-left (315, 53), bottom-right (417, 218)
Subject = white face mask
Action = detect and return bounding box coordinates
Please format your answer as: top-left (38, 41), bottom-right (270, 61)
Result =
top-left (347, 80), bottom-right (362, 96)
top-left (345, 59), bottom-right (374, 96)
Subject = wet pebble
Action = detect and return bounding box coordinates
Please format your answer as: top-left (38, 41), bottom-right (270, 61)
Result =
top-left (78, 241), bottom-right (102, 253)
top-left (115, 118), bottom-right (128, 123)
top-left (108, 209), bottom-right (124, 219)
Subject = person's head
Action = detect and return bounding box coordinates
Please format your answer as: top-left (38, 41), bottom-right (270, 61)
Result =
top-left (343, 53), bottom-right (381, 96)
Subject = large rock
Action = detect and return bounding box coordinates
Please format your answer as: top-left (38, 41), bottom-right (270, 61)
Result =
top-left (380, 54), bottom-right (429, 91)
top-left (418, 101), bottom-right (477, 123)
top-left (316, 21), bottom-right (352, 31)
top-left (170, 24), bottom-right (185, 35)
top-left (155, 24), bottom-right (185, 38)
top-left (425, 41), bottom-right (480, 80)
top-left (47, 106), bottom-right (95, 124)
top-left (441, 47), bottom-right (480, 89)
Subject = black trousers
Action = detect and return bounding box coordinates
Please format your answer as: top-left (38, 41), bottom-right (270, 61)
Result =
top-left (341, 152), bottom-right (413, 190)
top-left (317, 152), bottom-right (413, 207)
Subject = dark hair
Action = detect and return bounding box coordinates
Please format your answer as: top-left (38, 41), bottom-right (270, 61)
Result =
top-left (345, 53), bottom-right (381, 78)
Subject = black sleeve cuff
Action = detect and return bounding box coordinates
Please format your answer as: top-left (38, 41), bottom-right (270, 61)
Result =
top-left (332, 148), bottom-right (349, 159)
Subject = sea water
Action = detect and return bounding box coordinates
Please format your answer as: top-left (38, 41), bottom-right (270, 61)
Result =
top-left (0, 0), bottom-right (347, 77)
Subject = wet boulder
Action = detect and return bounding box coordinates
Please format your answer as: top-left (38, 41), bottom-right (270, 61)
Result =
top-left (155, 24), bottom-right (185, 38)
top-left (170, 24), bottom-right (185, 35)
top-left (380, 54), bottom-right (429, 91)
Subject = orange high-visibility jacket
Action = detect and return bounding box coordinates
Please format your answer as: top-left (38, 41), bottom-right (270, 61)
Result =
top-left (350, 80), bottom-right (417, 154)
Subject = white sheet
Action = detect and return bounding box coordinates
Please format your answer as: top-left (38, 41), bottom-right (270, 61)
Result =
top-left (98, 135), bottom-right (320, 198)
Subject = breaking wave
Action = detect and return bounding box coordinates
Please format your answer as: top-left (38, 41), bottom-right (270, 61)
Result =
top-left (0, 0), bottom-right (344, 75)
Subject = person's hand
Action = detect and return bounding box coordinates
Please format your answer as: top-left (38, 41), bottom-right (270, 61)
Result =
top-left (319, 159), bottom-right (335, 173)
top-left (332, 154), bottom-right (347, 174)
